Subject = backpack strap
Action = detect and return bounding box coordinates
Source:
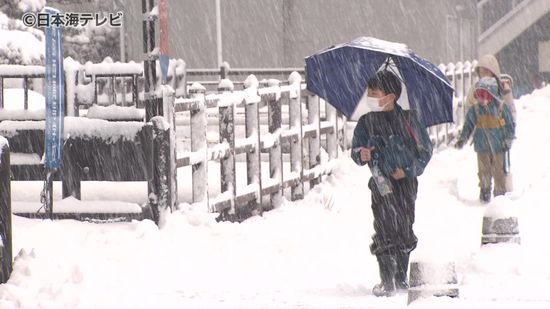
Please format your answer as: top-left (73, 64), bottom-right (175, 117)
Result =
top-left (400, 110), bottom-right (420, 145)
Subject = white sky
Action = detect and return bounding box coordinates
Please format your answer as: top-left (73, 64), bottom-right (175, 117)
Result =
top-left (1, 86), bottom-right (549, 308)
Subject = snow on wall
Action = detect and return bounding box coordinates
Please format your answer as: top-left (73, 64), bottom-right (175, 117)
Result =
top-left (0, 64), bottom-right (44, 76)
top-left (64, 117), bottom-right (145, 142)
top-left (0, 109), bottom-right (45, 121)
top-left (0, 117), bottom-right (145, 142)
top-left (86, 105), bottom-right (144, 121)
top-left (0, 120), bottom-right (44, 137)
top-left (84, 59), bottom-right (143, 76)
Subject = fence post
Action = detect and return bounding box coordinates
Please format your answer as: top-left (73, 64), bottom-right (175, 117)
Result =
top-left (218, 80), bottom-right (237, 219)
top-left (0, 137), bottom-right (13, 284)
top-left (175, 59), bottom-right (187, 98)
top-left (288, 72), bottom-right (304, 200)
top-left (142, 0), bottom-right (161, 121)
top-left (23, 77), bottom-right (29, 110)
top-left (162, 85), bottom-right (177, 210)
top-left (340, 112), bottom-right (349, 150)
top-left (0, 77), bottom-right (4, 108)
top-left (149, 86), bottom-right (176, 226)
top-left (189, 84), bottom-right (208, 207)
top-left (267, 81), bottom-right (283, 209)
top-left (62, 151), bottom-right (81, 200)
top-left (244, 76), bottom-right (263, 214)
top-left (325, 100), bottom-right (338, 160)
top-left (307, 94), bottom-right (321, 187)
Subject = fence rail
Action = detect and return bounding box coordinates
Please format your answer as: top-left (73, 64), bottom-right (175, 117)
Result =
top-left (165, 73), bottom-right (343, 221)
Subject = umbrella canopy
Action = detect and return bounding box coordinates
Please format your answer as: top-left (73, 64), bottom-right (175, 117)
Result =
top-left (305, 37), bottom-right (454, 127)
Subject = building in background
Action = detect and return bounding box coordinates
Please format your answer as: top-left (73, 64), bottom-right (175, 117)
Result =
top-left (46, 0), bottom-right (549, 95)
top-left (120, 0), bottom-right (477, 69)
top-left (478, 0), bottom-right (550, 96)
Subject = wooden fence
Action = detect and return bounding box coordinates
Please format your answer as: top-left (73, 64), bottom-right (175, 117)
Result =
top-left (160, 73), bottom-right (345, 221)
top-left (0, 60), bottom-right (477, 223)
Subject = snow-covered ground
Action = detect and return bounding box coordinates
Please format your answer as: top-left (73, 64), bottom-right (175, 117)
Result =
top-left (1, 86), bottom-right (550, 308)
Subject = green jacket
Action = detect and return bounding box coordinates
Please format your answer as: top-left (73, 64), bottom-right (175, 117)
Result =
top-left (459, 100), bottom-right (515, 153)
top-left (351, 105), bottom-right (433, 178)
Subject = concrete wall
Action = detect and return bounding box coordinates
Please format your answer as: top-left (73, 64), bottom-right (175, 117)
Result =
top-left (122, 0), bottom-right (477, 69)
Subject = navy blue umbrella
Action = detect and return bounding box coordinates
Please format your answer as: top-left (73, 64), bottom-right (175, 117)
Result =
top-left (305, 37), bottom-right (454, 127)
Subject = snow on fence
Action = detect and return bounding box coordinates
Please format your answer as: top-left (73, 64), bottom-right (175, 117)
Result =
top-left (0, 60), bottom-right (475, 223)
top-left (0, 136), bottom-right (13, 283)
top-left (185, 61), bottom-right (478, 149)
top-left (166, 73), bottom-right (344, 221)
top-left (0, 57), bottom-right (186, 118)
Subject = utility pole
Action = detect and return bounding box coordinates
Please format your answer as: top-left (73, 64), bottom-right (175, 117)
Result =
top-left (215, 0), bottom-right (222, 68)
top-left (142, 0), bottom-right (161, 121)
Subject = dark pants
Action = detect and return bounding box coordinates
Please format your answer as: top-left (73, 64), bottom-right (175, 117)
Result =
top-left (369, 177), bottom-right (418, 256)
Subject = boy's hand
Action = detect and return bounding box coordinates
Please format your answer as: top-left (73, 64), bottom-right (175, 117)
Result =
top-left (391, 168), bottom-right (406, 180)
top-left (360, 147), bottom-right (375, 162)
top-left (502, 80), bottom-right (512, 91)
top-left (504, 139), bottom-right (513, 150)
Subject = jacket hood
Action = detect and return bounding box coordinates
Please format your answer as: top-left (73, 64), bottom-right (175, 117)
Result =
top-left (475, 77), bottom-right (502, 102)
top-left (476, 54), bottom-right (501, 77)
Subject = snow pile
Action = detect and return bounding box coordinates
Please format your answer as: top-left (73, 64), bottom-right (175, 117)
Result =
top-left (0, 86), bottom-right (550, 308)
top-left (0, 11), bottom-right (44, 65)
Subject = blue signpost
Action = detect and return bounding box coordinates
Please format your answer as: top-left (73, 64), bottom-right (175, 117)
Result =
top-left (43, 7), bottom-right (65, 218)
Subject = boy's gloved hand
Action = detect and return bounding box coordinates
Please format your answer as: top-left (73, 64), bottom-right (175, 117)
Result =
top-left (504, 139), bottom-right (513, 150)
top-left (455, 139), bottom-right (465, 149)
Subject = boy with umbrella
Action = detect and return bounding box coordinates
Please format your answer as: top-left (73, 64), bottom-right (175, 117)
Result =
top-left (351, 70), bottom-right (433, 296)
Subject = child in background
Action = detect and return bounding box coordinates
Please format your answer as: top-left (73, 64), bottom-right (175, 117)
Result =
top-left (455, 77), bottom-right (515, 203)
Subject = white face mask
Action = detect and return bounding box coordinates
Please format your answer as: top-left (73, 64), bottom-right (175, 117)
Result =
top-left (365, 96), bottom-right (387, 112)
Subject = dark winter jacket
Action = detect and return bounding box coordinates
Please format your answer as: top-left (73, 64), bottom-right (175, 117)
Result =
top-left (351, 105), bottom-right (433, 178)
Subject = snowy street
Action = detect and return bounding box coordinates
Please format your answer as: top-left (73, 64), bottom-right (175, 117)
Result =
top-left (0, 88), bottom-right (549, 308)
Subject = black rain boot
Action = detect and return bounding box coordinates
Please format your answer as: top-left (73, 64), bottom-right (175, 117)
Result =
top-left (395, 253), bottom-right (410, 291)
top-left (372, 255), bottom-right (397, 297)
top-left (479, 188), bottom-right (491, 204)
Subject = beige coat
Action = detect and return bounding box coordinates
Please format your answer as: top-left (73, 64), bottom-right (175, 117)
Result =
top-left (465, 54), bottom-right (517, 122)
